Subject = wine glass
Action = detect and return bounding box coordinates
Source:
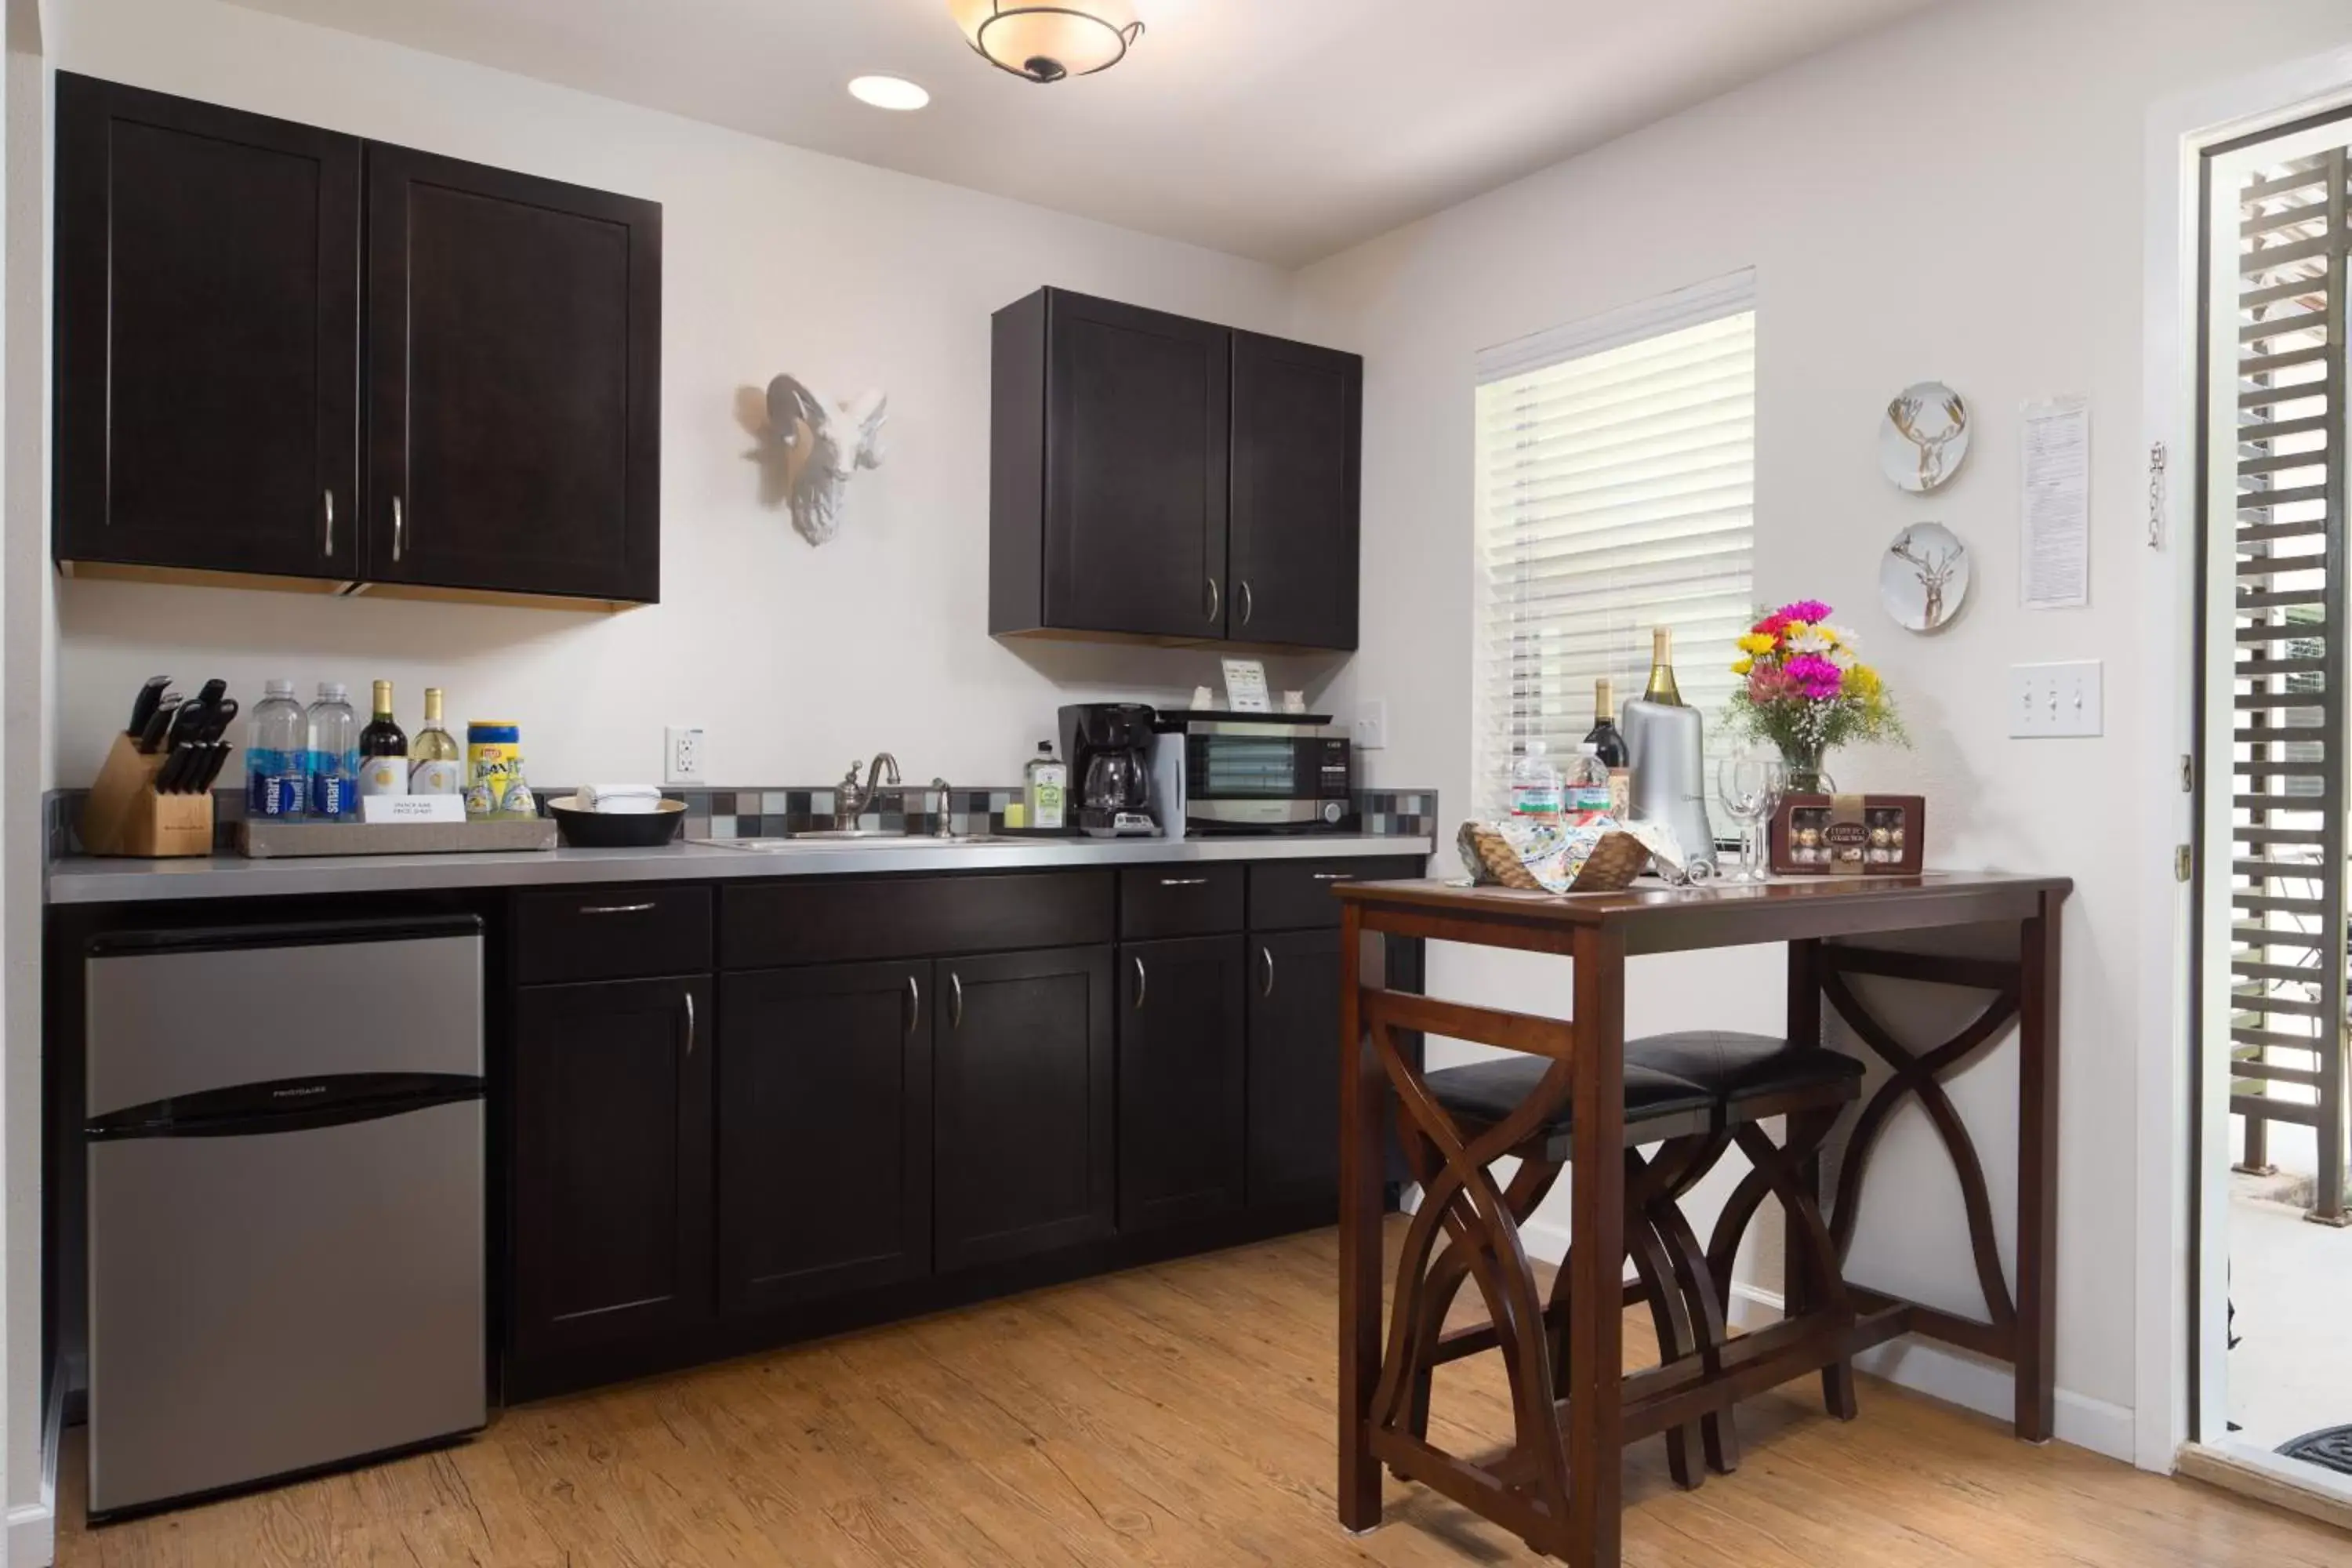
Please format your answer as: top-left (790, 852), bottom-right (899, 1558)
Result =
top-left (1716, 757), bottom-right (1784, 884)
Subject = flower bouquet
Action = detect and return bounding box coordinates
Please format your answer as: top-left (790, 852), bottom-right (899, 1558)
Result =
top-left (1726, 599), bottom-right (1907, 791)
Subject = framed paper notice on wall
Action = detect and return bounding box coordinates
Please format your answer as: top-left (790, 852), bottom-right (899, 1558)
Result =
top-left (2020, 395), bottom-right (2090, 610)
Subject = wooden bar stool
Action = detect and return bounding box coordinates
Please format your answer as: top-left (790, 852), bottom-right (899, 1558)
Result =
top-left (1396, 1030), bottom-right (1864, 1494)
top-left (1392, 1051), bottom-right (1725, 1490)
top-left (1627, 1031), bottom-right (1867, 1432)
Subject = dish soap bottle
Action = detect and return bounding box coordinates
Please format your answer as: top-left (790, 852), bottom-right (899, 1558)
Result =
top-left (1025, 741), bottom-right (1069, 832)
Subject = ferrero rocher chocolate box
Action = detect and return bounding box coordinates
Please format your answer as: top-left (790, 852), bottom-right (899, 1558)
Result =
top-left (1768, 793), bottom-right (1924, 876)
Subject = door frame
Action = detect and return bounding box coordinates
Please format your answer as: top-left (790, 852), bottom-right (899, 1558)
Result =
top-left (2138, 42), bottom-right (2352, 1477)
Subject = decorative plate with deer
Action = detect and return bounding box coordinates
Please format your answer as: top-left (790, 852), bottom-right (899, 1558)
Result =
top-left (1880, 380), bottom-right (1971, 493)
top-left (1881, 521), bottom-right (1969, 633)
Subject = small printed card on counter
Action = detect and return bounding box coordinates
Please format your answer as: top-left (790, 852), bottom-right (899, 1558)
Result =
top-left (1221, 658), bottom-right (1271, 713)
top-left (361, 793), bottom-right (467, 825)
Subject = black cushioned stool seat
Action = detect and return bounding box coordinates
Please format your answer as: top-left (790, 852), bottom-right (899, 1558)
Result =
top-left (1423, 1054), bottom-right (1715, 1160)
top-left (1627, 1030), bottom-right (1864, 1112)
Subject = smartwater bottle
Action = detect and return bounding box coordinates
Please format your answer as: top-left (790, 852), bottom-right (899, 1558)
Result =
top-left (305, 682), bottom-right (360, 822)
top-left (244, 679), bottom-right (308, 821)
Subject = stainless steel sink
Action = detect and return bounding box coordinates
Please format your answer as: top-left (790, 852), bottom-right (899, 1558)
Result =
top-left (695, 834), bottom-right (1014, 852)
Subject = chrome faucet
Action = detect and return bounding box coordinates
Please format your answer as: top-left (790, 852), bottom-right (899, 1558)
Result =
top-left (839, 753), bottom-right (902, 822)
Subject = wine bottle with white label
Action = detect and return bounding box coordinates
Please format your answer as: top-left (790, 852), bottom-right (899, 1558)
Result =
top-left (408, 687), bottom-right (463, 795)
top-left (358, 679), bottom-right (409, 797)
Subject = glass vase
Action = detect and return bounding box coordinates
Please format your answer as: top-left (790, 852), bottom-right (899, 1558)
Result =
top-left (1779, 744), bottom-right (1833, 797)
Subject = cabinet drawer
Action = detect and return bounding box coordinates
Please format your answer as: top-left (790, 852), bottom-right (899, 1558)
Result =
top-left (723, 871), bottom-right (1112, 969)
top-left (1118, 864), bottom-right (1243, 939)
top-left (516, 884), bottom-right (713, 984)
top-left (1247, 855), bottom-right (1428, 931)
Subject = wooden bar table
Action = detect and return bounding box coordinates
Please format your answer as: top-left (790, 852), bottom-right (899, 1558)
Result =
top-left (1334, 872), bottom-right (2072, 1566)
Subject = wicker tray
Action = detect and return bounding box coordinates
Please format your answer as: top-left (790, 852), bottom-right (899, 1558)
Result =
top-left (1457, 820), bottom-right (1650, 894)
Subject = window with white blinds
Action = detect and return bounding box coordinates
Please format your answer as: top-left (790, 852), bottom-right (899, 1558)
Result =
top-left (1472, 272), bottom-right (1756, 814)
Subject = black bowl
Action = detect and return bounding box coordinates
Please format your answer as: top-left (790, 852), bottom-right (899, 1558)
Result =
top-left (545, 795), bottom-right (685, 848)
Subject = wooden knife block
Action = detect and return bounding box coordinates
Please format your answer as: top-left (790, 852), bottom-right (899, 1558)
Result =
top-left (80, 733), bottom-right (214, 858)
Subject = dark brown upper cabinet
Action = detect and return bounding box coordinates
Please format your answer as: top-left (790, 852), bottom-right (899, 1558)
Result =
top-left (1229, 332), bottom-right (1361, 651)
top-left (365, 147), bottom-right (660, 604)
top-left (989, 287), bottom-right (1360, 652)
top-left (52, 74), bottom-right (662, 608)
top-left (53, 74), bottom-right (361, 584)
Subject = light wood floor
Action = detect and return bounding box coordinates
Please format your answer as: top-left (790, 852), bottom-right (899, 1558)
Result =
top-left (56, 1222), bottom-right (2350, 1567)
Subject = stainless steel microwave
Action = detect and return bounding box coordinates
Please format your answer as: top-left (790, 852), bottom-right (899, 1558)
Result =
top-left (1150, 716), bottom-right (1357, 834)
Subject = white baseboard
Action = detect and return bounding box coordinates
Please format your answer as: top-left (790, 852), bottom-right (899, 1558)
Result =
top-left (10, 1351), bottom-right (67, 1566)
top-left (1727, 1283), bottom-right (2134, 1462)
top-left (7, 1502), bottom-right (54, 1566)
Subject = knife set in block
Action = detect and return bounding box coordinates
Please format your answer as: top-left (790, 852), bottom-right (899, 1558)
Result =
top-left (81, 733), bottom-right (214, 857)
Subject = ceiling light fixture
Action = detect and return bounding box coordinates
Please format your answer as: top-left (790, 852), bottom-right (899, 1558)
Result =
top-left (947, 1), bottom-right (1144, 85)
top-left (848, 74), bottom-right (932, 111)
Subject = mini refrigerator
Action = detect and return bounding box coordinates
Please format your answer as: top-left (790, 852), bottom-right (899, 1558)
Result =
top-left (84, 916), bottom-right (487, 1517)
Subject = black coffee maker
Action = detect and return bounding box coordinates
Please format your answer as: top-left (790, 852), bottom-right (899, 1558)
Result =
top-left (1058, 703), bottom-right (1160, 838)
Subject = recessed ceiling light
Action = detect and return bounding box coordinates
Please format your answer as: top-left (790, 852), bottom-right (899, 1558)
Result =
top-left (848, 75), bottom-right (931, 111)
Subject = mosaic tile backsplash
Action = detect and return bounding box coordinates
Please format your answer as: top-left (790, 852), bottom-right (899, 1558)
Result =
top-left (49, 786), bottom-right (1440, 857)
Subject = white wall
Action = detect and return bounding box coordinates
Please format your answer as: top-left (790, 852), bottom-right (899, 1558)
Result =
top-left (1, 1), bottom-right (45, 1555)
top-left (1290, 0), bottom-right (2352, 1458)
top-left (45, 0), bottom-right (1345, 795)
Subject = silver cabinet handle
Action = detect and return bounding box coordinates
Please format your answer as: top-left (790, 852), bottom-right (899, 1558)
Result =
top-left (322, 491), bottom-right (335, 557)
top-left (682, 990), bottom-right (696, 1058)
top-left (393, 495), bottom-right (406, 561)
top-left (579, 902), bottom-right (656, 915)
top-left (1261, 945), bottom-right (1276, 999)
top-left (1132, 954), bottom-right (1148, 1010)
top-left (1311, 873), bottom-right (1352, 883)
top-left (949, 971), bottom-right (964, 1029)
top-left (1204, 576), bottom-right (1221, 624)
top-left (1238, 579), bottom-right (1254, 626)
top-left (905, 973), bottom-right (920, 1036)
top-left (1160, 876), bottom-right (1210, 887)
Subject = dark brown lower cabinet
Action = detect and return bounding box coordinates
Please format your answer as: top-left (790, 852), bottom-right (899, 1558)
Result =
top-left (511, 975), bottom-right (712, 1359)
top-left (718, 962), bottom-right (931, 1312)
top-left (1246, 927), bottom-right (1345, 1210)
top-left (1119, 935), bottom-right (1247, 1231)
top-left (933, 946), bottom-right (1115, 1271)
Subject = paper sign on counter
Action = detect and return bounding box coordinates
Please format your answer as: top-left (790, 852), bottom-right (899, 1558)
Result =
top-left (361, 794), bottom-right (467, 825)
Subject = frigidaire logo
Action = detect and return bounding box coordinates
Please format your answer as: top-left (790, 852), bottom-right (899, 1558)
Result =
top-left (271, 1084), bottom-right (328, 1099)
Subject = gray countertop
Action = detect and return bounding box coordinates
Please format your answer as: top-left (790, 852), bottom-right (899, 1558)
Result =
top-left (45, 833), bottom-right (1438, 906)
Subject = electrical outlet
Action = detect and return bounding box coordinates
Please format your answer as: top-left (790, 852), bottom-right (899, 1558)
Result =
top-left (665, 725), bottom-right (706, 785)
top-left (1353, 699), bottom-right (1388, 751)
top-left (2009, 662), bottom-right (2103, 739)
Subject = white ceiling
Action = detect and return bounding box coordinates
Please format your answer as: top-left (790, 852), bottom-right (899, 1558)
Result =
top-left (227, 0), bottom-right (1935, 267)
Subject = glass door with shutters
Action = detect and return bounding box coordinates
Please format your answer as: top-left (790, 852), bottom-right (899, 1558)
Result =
top-left (2197, 104), bottom-right (2352, 1490)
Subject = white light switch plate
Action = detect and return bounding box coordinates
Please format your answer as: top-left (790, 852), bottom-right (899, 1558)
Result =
top-left (1353, 699), bottom-right (1388, 751)
top-left (2009, 662), bottom-right (2103, 738)
top-left (666, 725), bottom-right (706, 785)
